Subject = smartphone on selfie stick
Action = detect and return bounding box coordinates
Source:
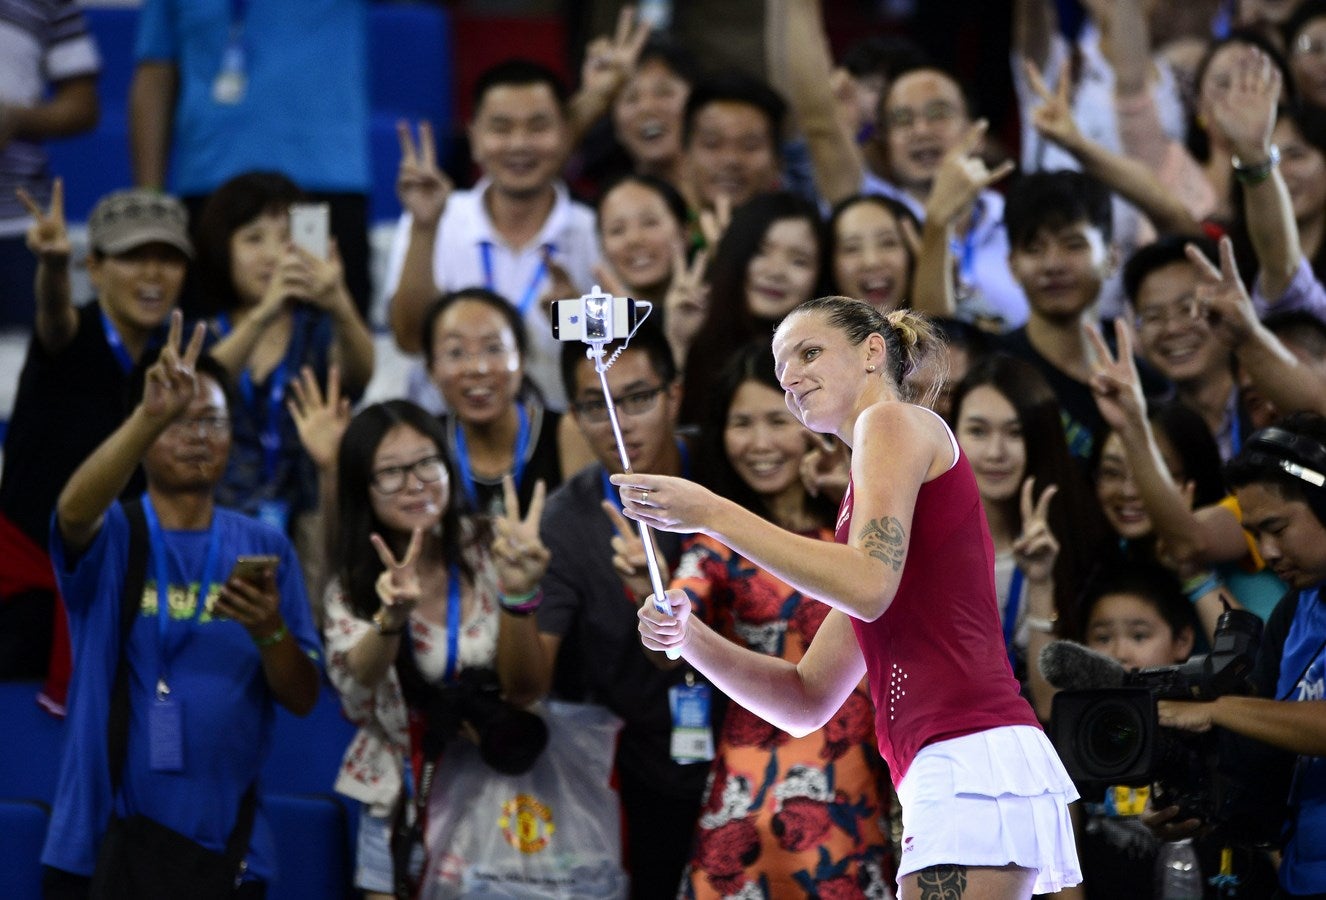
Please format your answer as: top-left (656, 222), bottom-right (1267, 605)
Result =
top-left (550, 287), bottom-right (679, 659)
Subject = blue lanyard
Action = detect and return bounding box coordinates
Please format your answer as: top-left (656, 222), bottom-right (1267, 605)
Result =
top-left (223, 0), bottom-right (249, 71)
top-left (479, 241), bottom-right (552, 318)
top-left (949, 200), bottom-right (985, 286)
top-left (1229, 403), bottom-right (1243, 456)
top-left (216, 313), bottom-right (291, 480)
top-left (453, 405), bottom-right (530, 512)
top-left (443, 563), bottom-right (462, 683)
top-left (101, 310), bottom-right (137, 374)
top-left (143, 496), bottom-right (221, 690)
top-left (1003, 567), bottom-right (1024, 666)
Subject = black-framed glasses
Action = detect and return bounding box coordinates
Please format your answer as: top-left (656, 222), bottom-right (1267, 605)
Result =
top-left (884, 100), bottom-right (959, 131)
top-left (573, 385), bottom-right (666, 424)
top-left (166, 415), bottom-right (231, 436)
top-left (371, 454), bottom-right (446, 494)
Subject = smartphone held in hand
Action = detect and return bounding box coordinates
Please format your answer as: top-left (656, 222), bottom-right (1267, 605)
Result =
top-left (289, 203), bottom-right (330, 259)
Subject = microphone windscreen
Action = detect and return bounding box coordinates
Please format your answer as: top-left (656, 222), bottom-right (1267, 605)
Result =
top-left (1038, 639), bottom-right (1128, 691)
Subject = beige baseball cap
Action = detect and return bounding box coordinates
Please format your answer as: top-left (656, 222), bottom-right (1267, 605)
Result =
top-left (87, 189), bottom-right (193, 258)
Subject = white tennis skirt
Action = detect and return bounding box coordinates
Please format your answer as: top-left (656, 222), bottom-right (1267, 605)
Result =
top-left (895, 725), bottom-right (1082, 895)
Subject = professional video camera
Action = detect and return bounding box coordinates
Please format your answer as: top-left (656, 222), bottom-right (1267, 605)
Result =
top-left (1041, 609), bottom-right (1270, 836)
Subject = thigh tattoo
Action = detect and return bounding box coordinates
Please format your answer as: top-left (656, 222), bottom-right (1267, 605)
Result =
top-left (916, 864), bottom-right (968, 899)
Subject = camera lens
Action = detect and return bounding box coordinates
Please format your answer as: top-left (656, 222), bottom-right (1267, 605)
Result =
top-left (1078, 700), bottom-right (1146, 775)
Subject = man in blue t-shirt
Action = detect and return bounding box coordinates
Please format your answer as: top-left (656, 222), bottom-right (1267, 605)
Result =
top-left (40, 314), bottom-right (321, 897)
top-left (1151, 413), bottom-right (1326, 899)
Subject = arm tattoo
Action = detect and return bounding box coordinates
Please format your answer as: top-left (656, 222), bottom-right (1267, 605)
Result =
top-left (859, 516), bottom-right (905, 571)
top-left (916, 864), bottom-right (968, 899)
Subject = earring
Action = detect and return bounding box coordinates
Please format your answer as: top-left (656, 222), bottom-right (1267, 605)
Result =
top-left (867, 365), bottom-right (876, 373)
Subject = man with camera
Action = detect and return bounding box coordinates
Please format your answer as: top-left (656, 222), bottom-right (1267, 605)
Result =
top-left (41, 315), bottom-right (321, 898)
top-left (1149, 412), bottom-right (1326, 899)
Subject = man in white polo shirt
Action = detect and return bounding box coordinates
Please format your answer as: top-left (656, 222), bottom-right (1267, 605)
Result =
top-left (384, 59), bottom-right (599, 412)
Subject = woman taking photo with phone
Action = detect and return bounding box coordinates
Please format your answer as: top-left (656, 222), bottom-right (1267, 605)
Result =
top-left (195, 172), bottom-right (374, 536)
top-left (619, 297), bottom-right (1081, 899)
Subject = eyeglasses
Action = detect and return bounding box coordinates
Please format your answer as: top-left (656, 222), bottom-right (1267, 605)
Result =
top-left (884, 100), bottom-right (960, 131)
top-left (371, 454), bottom-right (446, 494)
top-left (1296, 34), bottom-right (1326, 60)
top-left (166, 415), bottom-right (231, 436)
top-left (573, 385), bottom-right (666, 424)
top-left (1134, 296), bottom-right (1202, 332)
top-left (434, 343), bottom-right (519, 371)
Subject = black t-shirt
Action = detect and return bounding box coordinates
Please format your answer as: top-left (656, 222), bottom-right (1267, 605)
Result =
top-left (997, 324), bottom-right (1171, 463)
top-left (0, 304), bottom-right (157, 547)
top-left (440, 403), bottom-right (564, 519)
top-left (535, 464), bottom-right (718, 799)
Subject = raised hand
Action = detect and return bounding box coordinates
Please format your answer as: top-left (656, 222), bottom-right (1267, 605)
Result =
top-left (662, 245), bottom-right (709, 357)
top-left (1187, 236), bottom-right (1259, 348)
top-left (1024, 57), bottom-right (1084, 154)
top-left (370, 526), bottom-right (424, 630)
top-left (800, 433), bottom-right (850, 502)
top-left (603, 500), bottom-right (663, 601)
top-left (288, 364), bottom-right (350, 472)
top-left (491, 475), bottom-right (550, 596)
top-left (1085, 318), bottom-right (1148, 433)
top-left (925, 120), bottom-right (1016, 227)
top-left (538, 248), bottom-right (581, 321)
top-left (1209, 46), bottom-right (1280, 162)
top-left (699, 193), bottom-right (732, 248)
top-left (141, 310), bottom-right (207, 425)
top-left (17, 178), bottom-right (70, 260)
top-left (580, 5), bottom-right (651, 101)
top-left (1011, 477), bottom-right (1060, 585)
top-left (396, 119), bottom-right (452, 227)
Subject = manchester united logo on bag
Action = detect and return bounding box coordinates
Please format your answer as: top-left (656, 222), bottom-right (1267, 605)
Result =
top-left (498, 793), bottom-right (554, 853)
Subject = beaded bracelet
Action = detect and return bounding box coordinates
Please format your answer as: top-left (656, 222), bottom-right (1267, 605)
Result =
top-left (253, 624), bottom-right (288, 648)
top-left (499, 587), bottom-right (543, 616)
top-left (1231, 144), bottom-right (1281, 185)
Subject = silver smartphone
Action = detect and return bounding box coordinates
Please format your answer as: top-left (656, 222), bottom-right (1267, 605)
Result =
top-left (289, 203), bottom-right (330, 259)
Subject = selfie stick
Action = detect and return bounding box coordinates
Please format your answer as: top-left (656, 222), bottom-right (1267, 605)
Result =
top-left (583, 307), bottom-right (681, 661)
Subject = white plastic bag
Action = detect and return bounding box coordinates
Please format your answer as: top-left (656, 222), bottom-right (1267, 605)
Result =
top-left (419, 701), bottom-right (627, 899)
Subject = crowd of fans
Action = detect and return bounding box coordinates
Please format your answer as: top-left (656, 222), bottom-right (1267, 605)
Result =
top-left (4, 0), bottom-right (1326, 898)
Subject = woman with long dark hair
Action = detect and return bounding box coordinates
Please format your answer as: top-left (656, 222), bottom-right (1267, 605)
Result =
top-left (304, 399), bottom-right (548, 899)
top-left (679, 192), bottom-right (825, 424)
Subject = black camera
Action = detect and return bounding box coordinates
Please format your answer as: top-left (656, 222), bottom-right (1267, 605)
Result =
top-left (421, 667), bottom-right (549, 776)
top-left (1049, 609), bottom-right (1264, 830)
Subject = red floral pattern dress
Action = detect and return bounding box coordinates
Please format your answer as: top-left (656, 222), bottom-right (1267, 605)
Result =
top-left (673, 531), bottom-right (897, 900)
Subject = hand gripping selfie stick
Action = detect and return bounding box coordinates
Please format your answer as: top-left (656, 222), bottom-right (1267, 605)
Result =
top-left (552, 287), bottom-right (681, 660)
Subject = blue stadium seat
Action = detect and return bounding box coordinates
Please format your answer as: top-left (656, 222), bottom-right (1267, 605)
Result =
top-left (263, 793), bottom-right (352, 900)
top-left (261, 680), bottom-right (356, 796)
top-left (0, 681), bottom-right (65, 805)
top-left (0, 799), bottom-right (50, 899)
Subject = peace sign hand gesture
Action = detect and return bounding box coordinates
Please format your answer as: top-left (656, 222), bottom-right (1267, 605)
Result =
top-left (1011, 477), bottom-right (1060, 586)
top-left (662, 246), bottom-right (709, 357)
top-left (580, 5), bottom-right (651, 101)
top-left (370, 526), bottom-right (424, 631)
top-left (925, 120), bottom-right (1016, 227)
top-left (396, 119), bottom-right (452, 227)
top-left (603, 500), bottom-right (665, 601)
top-left (492, 475), bottom-right (550, 596)
top-left (1085, 318), bottom-right (1148, 435)
top-left (141, 310), bottom-right (208, 426)
top-left (17, 177), bottom-right (70, 261)
top-left (1024, 57), bottom-right (1085, 155)
top-left (1187, 237), bottom-right (1259, 348)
